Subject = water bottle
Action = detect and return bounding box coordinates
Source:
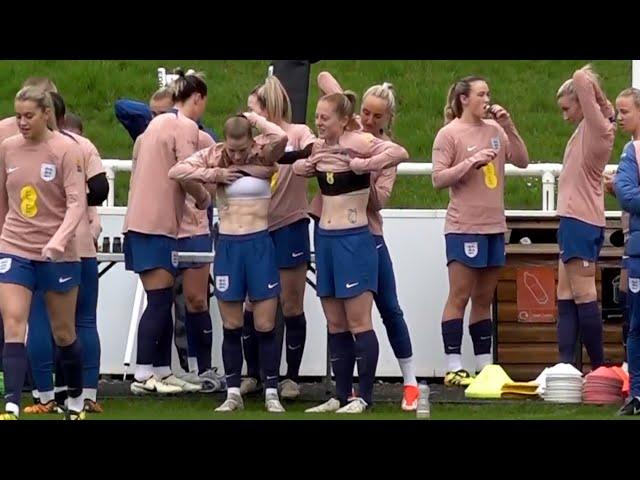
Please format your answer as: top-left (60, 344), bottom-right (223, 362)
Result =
top-left (112, 237), bottom-right (122, 253)
top-left (416, 382), bottom-right (431, 419)
top-left (102, 237), bottom-right (111, 254)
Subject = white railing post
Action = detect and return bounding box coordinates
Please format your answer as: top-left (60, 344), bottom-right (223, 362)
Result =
top-left (541, 171), bottom-right (556, 212)
top-left (105, 166), bottom-right (115, 207)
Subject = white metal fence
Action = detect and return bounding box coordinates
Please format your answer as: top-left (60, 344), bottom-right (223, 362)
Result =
top-left (102, 159), bottom-right (621, 213)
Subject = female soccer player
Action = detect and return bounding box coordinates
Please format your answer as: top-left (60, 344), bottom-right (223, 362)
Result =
top-left (432, 75), bottom-right (528, 386)
top-left (0, 86), bottom-right (87, 420)
top-left (169, 112), bottom-right (288, 412)
top-left (294, 92), bottom-right (409, 413)
top-left (555, 65), bottom-right (616, 370)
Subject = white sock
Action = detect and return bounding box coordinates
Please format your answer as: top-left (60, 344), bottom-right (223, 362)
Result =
top-left (476, 354), bottom-right (492, 372)
top-left (32, 390), bottom-right (40, 400)
top-left (5, 402), bottom-right (19, 416)
top-left (39, 390), bottom-right (55, 404)
top-left (227, 387), bottom-right (241, 397)
top-left (265, 388), bottom-right (278, 398)
top-left (397, 357), bottom-right (418, 387)
top-left (83, 388), bottom-right (97, 402)
top-left (154, 366), bottom-right (172, 379)
top-left (447, 354), bottom-right (463, 372)
top-left (188, 357), bottom-right (198, 373)
top-left (134, 364), bottom-right (154, 382)
top-left (67, 395), bottom-right (84, 413)
top-left (54, 386), bottom-right (67, 394)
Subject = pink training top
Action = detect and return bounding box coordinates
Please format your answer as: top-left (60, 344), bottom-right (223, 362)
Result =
top-left (367, 168), bottom-right (397, 235)
top-left (295, 130), bottom-right (408, 175)
top-left (267, 123), bottom-right (316, 231)
top-left (307, 154), bottom-right (402, 235)
top-left (557, 70), bottom-right (616, 228)
top-left (64, 131), bottom-right (105, 258)
top-left (297, 130), bottom-right (409, 229)
top-left (432, 117), bottom-right (529, 234)
top-left (169, 113), bottom-right (287, 183)
top-left (0, 131), bottom-right (86, 261)
top-left (178, 131), bottom-right (216, 239)
top-left (123, 110), bottom-right (200, 238)
top-left (314, 71), bottom-right (404, 235)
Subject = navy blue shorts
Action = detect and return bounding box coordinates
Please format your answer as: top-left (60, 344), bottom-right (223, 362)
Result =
top-left (0, 253), bottom-right (81, 292)
top-left (315, 225), bottom-right (378, 299)
top-left (177, 234), bottom-right (212, 270)
top-left (123, 231), bottom-right (178, 276)
top-left (557, 217), bottom-right (604, 264)
top-left (445, 233), bottom-right (506, 268)
top-left (270, 219), bottom-right (310, 269)
top-left (213, 230), bottom-right (280, 302)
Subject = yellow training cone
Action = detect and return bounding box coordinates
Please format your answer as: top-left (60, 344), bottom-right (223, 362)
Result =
top-left (465, 365), bottom-right (513, 399)
top-left (501, 381), bottom-right (540, 398)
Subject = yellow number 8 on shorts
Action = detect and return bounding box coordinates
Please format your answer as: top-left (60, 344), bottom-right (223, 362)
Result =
top-left (20, 185), bottom-right (38, 218)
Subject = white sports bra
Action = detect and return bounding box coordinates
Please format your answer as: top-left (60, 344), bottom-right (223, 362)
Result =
top-left (225, 176), bottom-right (271, 199)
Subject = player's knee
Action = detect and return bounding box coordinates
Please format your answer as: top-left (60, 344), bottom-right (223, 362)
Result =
top-left (3, 317), bottom-right (25, 342)
top-left (280, 291), bottom-right (303, 317)
top-left (470, 291), bottom-right (493, 312)
top-left (185, 293), bottom-right (208, 313)
top-left (447, 291), bottom-right (471, 313)
top-left (571, 284), bottom-right (597, 304)
top-left (51, 326), bottom-right (76, 347)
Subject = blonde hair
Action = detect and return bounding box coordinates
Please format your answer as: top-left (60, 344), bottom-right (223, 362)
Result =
top-left (22, 77), bottom-right (57, 93)
top-left (250, 76), bottom-right (292, 124)
top-left (362, 82), bottom-right (397, 133)
top-left (617, 87), bottom-right (640, 109)
top-left (557, 64), bottom-right (601, 99)
top-left (320, 91), bottom-right (357, 120)
top-left (443, 76), bottom-right (486, 125)
top-left (150, 86), bottom-right (174, 103)
top-left (15, 86), bottom-right (57, 130)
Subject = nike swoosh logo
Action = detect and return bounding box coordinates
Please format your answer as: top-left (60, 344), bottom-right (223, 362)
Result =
top-left (345, 282), bottom-right (359, 289)
top-left (58, 277), bottom-right (72, 283)
top-left (287, 344), bottom-right (302, 351)
top-left (266, 376), bottom-right (278, 380)
top-left (291, 251), bottom-right (304, 258)
top-left (203, 329), bottom-right (213, 334)
top-left (268, 283), bottom-right (279, 289)
top-left (467, 145), bottom-right (477, 152)
top-left (242, 335), bottom-right (251, 340)
top-left (480, 336), bottom-right (492, 341)
top-left (330, 357), bottom-right (340, 362)
top-left (6, 167), bottom-right (19, 174)
top-left (376, 244), bottom-right (383, 249)
top-left (225, 373), bottom-right (237, 379)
